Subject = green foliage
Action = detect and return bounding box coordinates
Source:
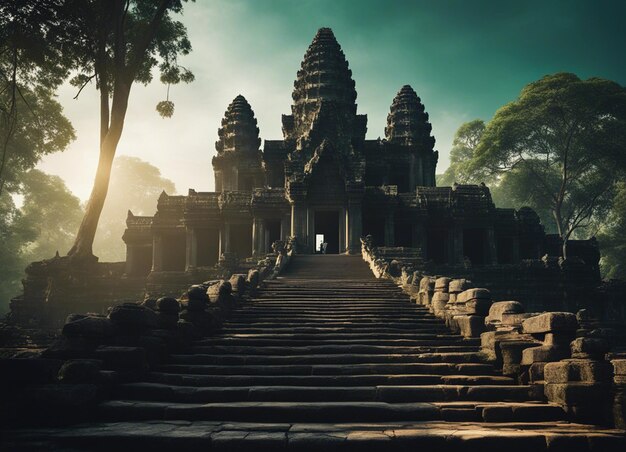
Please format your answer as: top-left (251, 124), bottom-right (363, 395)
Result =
top-left (65, 0), bottom-right (194, 113)
top-left (0, 170), bottom-right (83, 314)
top-left (93, 156), bottom-right (176, 261)
top-left (598, 182), bottom-right (626, 279)
top-left (0, 0), bottom-right (76, 195)
top-left (439, 119), bottom-right (487, 186)
top-left (471, 73), bottom-right (626, 254)
top-left (156, 100), bottom-right (175, 118)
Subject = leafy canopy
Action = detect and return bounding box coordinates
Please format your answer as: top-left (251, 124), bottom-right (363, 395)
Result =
top-left (471, 73), bottom-right (626, 251)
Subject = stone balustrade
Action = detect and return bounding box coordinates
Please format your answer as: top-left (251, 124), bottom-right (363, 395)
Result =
top-left (361, 236), bottom-right (626, 427)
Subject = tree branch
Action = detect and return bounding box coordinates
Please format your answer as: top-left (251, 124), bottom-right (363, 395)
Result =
top-left (73, 73), bottom-right (96, 99)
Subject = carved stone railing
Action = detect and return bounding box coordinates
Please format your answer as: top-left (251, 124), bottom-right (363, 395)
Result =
top-left (361, 235), bottom-right (626, 428)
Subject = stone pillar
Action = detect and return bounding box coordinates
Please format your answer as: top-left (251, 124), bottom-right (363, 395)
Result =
top-left (185, 227), bottom-right (197, 272)
top-left (252, 217), bottom-right (264, 256)
top-left (346, 202), bottom-right (362, 254)
top-left (219, 223), bottom-right (231, 256)
top-left (291, 202), bottom-right (308, 251)
top-left (384, 211), bottom-right (395, 246)
top-left (151, 233), bottom-right (163, 272)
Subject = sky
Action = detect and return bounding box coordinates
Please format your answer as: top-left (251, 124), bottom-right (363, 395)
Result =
top-left (39, 0), bottom-right (626, 201)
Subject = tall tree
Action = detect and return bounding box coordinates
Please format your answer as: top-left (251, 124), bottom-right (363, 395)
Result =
top-left (439, 119), bottom-right (487, 186)
top-left (93, 156), bottom-right (175, 261)
top-left (597, 182), bottom-right (626, 280)
top-left (0, 0), bottom-right (75, 196)
top-left (471, 73), bottom-right (626, 257)
top-left (63, 0), bottom-right (194, 259)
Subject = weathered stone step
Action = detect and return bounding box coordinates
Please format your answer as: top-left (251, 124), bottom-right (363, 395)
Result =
top-left (112, 383), bottom-right (539, 404)
top-left (189, 344), bottom-right (479, 355)
top-left (223, 321), bottom-right (445, 329)
top-left (224, 316), bottom-right (440, 328)
top-left (167, 352), bottom-right (483, 365)
top-left (218, 326), bottom-right (450, 335)
top-left (156, 362), bottom-right (496, 376)
top-left (11, 419), bottom-right (625, 451)
top-left (146, 372), bottom-right (514, 387)
top-left (200, 336), bottom-right (474, 347)
top-left (212, 332), bottom-right (453, 340)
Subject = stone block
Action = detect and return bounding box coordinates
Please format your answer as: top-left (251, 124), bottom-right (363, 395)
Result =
top-left (186, 297), bottom-right (208, 312)
top-left (187, 285), bottom-right (209, 302)
top-left (462, 288), bottom-right (491, 302)
top-left (229, 274), bottom-right (247, 298)
top-left (544, 382), bottom-right (611, 406)
top-left (500, 340), bottom-right (539, 376)
top-left (208, 281), bottom-right (233, 305)
top-left (448, 278), bottom-right (470, 294)
top-left (521, 345), bottom-right (569, 365)
top-left (455, 315), bottom-right (486, 338)
top-left (613, 359), bottom-right (626, 376)
top-left (544, 332), bottom-right (575, 346)
top-left (156, 297), bottom-right (180, 314)
top-left (485, 301), bottom-right (524, 326)
top-left (108, 303), bottom-right (158, 330)
top-left (544, 359), bottom-right (613, 384)
top-left (465, 299), bottom-right (492, 316)
top-left (501, 312), bottom-right (537, 328)
top-left (528, 362), bottom-right (546, 383)
top-left (62, 315), bottom-right (115, 339)
top-left (57, 359), bottom-right (102, 384)
top-left (570, 337), bottom-right (609, 360)
top-left (431, 292), bottom-right (449, 317)
top-left (434, 277), bottom-right (451, 293)
top-left (522, 312), bottom-right (578, 334)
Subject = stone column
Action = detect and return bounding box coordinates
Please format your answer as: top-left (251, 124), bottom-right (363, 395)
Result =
top-left (291, 202), bottom-right (308, 251)
top-left (384, 211), bottom-right (395, 246)
top-left (151, 233), bottom-right (163, 272)
top-left (219, 223), bottom-right (231, 256)
top-left (346, 202), bottom-right (362, 254)
top-left (252, 217), bottom-right (264, 256)
top-left (185, 227), bottom-right (197, 272)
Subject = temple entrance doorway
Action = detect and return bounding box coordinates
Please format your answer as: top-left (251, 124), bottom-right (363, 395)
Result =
top-left (314, 210), bottom-right (340, 254)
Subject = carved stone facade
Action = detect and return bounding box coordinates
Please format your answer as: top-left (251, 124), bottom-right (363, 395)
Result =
top-left (122, 28), bottom-right (595, 277)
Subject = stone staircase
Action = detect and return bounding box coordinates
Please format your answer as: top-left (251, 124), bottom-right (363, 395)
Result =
top-left (5, 255), bottom-right (625, 450)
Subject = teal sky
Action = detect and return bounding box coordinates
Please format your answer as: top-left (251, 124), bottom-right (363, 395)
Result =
top-left (40, 0), bottom-right (626, 202)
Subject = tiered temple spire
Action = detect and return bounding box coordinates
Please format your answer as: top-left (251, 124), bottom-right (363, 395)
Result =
top-left (287, 28), bottom-right (358, 140)
top-left (215, 94), bottom-right (261, 154)
top-left (385, 85), bottom-right (435, 150)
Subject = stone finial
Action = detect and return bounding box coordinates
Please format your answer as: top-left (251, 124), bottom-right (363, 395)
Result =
top-left (385, 85), bottom-right (435, 149)
top-left (215, 95), bottom-right (261, 154)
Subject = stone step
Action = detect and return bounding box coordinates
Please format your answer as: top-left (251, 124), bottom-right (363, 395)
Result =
top-left (222, 321), bottom-right (446, 329)
top-left (95, 399), bottom-right (560, 423)
top-left (11, 419), bottom-right (626, 452)
top-left (217, 327), bottom-right (451, 335)
top-left (210, 332), bottom-right (454, 340)
top-left (156, 362), bottom-right (496, 376)
top-left (111, 383), bottom-right (539, 404)
top-left (146, 372), bottom-right (515, 387)
top-left (200, 336), bottom-right (475, 347)
top-left (189, 344), bottom-right (479, 355)
top-left (167, 352), bottom-right (483, 365)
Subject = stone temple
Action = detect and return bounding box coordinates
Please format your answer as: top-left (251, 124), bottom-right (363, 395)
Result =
top-left (123, 27), bottom-right (572, 277)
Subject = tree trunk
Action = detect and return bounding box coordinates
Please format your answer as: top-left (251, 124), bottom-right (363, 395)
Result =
top-left (67, 82), bottom-right (131, 259)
